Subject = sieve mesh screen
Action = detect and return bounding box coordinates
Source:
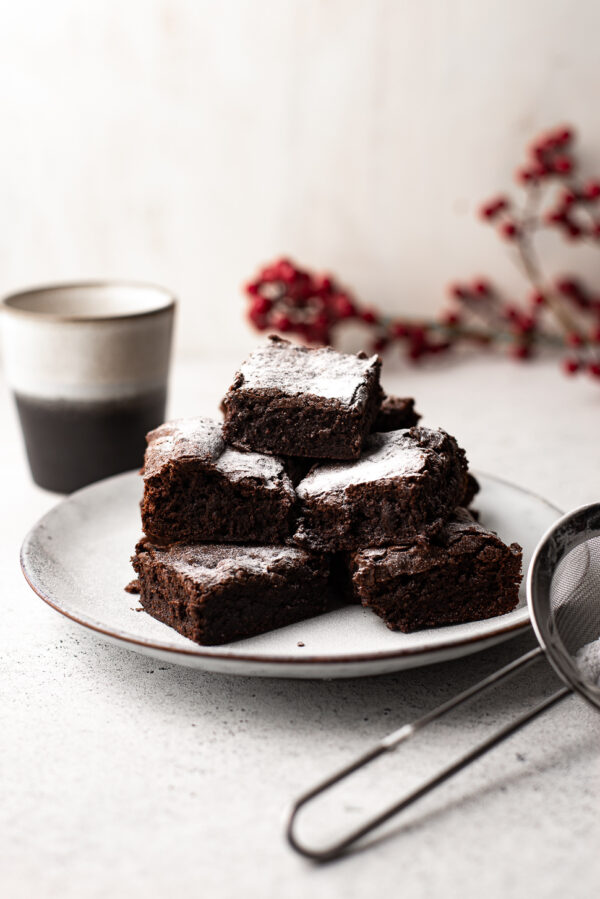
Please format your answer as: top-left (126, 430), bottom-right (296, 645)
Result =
top-left (548, 536), bottom-right (600, 694)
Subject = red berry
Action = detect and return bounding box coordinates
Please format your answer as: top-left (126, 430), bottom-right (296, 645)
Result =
top-left (392, 321), bottom-right (410, 338)
top-left (591, 326), bottom-right (600, 343)
top-left (246, 281), bottom-right (260, 296)
top-left (271, 313), bottom-right (292, 332)
top-left (373, 337), bottom-right (388, 353)
top-left (361, 309), bottom-right (377, 325)
top-left (511, 344), bottom-right (531, 360)
top-left (563, 357), bottom-right (580, 375)
top-left (517, 315), bottom-right (536, 334)
top-left (275, 259), bottom-right (295, 283)
top-left (556, 277), bottom-right (580, 297)
top-left (567, 332), bottom-right (583, 347)
top-left (441, 311), bottom-right (461, 326)
top-left (472, 279), bottom-right (491, 296)
top-left (479, 196), bottom-right (508, 220)
top-left (584, 181), bottom-right (600, 200)
top-left (302, 324), bottom-right (330, 344)
top-left (530, 291), bottom-right (546, 307)
top-left (562, 189), bottom-right (578, 206)
top-left (516, 167), bottom-right (534, 184)
top-left (546, 209), bottom-right (566, 224)
top-left (312, 311), bottom-right (329, 328)
top-left (251, 295), bottom-right (272, 315)
top-left (566, 222), bottom-right (582, 239)
top-left (589, 362), bottom-right (600, 378)
top-left (428, 340), bottom-right (451, 355)
top-left (504, 305), bottom-right (519, 322)
top-left (334, 294), bottom-right (355, 319)
top-left (556, 127), bottom-right (574, 145)
top-left (532, 163), bottom-right (550, 179)
top-left (500, 221), bottom-right (519, 239)
top-left (410, 326), bottom-right (427, 347)
top-left (260, 265), bottom-right (278, 282)
top-left (553, 155), bottom-right (573, 174)
top-left (449, 283), bottom-right (467, 299)
top-left (248, 307), bottom-right (269, 330)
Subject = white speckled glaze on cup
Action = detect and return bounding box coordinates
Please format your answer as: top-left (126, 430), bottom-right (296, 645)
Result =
top-left (1, 281), bottom-right (176, 492)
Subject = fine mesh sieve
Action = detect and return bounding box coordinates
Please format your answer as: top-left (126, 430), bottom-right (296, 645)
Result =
top-left (287, 503), bottom-right (600, 861)
top-left (529, 505), bottom-right (600, 705)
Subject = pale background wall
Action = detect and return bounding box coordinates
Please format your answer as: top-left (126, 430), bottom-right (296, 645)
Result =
top-left (0, 0), bottom-right (599, 355)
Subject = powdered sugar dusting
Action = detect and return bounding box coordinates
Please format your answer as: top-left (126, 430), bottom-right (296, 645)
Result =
top-left (143, 416), bottom-right (292, 492)
top-left (216, 445), bottom-right (290, 489)
top-left (297, 430), bottom-right (427, 497)
top-left (235, 339), bottom-right (379, 405)
top-left (149, 543), bottom-right (313, 586)
top-left (575, 637), bottom-right (600, 687)
top-left (143, 417), bottom-right (224, 478)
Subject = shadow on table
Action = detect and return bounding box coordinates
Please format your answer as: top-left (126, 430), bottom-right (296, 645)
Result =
top-left (82, 628), bottom-right (564, 736)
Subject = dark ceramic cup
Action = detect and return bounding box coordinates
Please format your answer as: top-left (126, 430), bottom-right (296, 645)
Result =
top-left (1, 280), bottom-right (176, 493)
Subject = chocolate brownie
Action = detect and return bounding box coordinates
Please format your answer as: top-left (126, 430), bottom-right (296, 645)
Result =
top-left (141, 417), bottom-right (296, 545)
top-left (221, 336), bottom-right (382, 460)
top-left (373, 395), bottom-right (421, 432)
top-left (463, 472), bottom-right (480, 507)
top-left (349, 509), bottom-right (522, 632)
top-left (293, 426), bottom-right (468, 552)
top-left (132, 540), bottom-right (333, 645)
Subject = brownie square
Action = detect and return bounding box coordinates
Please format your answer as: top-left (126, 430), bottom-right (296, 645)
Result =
top-left (141, 417), bottom-right (296, 545)
top-left (372, 395), bottom-right (421, 432)
top-left (349, 509), bottom-right (522, 632)
top-left (293, 426), bottom-right (468, 552)
top-left (132, 540), bottom-right (333, 645)
top-left (221, 336), bottom-right (382, 460)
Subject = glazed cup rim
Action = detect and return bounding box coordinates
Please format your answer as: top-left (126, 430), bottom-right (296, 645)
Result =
top-left (1, 279), bottom-right (177, 323)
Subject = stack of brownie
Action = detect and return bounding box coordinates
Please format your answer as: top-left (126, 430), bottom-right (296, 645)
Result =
top-left (130, 336), bottom-right (522, 645)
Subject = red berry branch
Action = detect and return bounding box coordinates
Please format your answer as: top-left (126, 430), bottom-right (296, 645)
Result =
top-left (244, 125), bottom-right (600, 379)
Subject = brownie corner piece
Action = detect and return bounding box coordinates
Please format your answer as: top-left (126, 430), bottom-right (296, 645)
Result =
top-left (294, 426), bottom-right (468, 551)
top-left (131, 541), bottom-right (333, 645)
top-left (372, 395), bottom-right (421, 432)
top-left (221, 336), bottom-right (382, 459)
top-left (350, 508), bottom-right (523, 632)
top-left (140, 416), bottom-right (296, 545)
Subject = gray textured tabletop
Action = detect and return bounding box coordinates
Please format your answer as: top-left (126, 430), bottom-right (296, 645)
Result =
top-left (2, 352), bottom-right (600, 899)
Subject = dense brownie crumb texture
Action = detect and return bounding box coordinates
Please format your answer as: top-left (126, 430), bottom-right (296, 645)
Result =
top-left (127, 336), bottom-right (523, 645)
top-left (221, 336), bottom-right (382, 459)
top-left (141, 417), bottom-right (296, 545)
top-left (349, 509), bottom-right (522, 633)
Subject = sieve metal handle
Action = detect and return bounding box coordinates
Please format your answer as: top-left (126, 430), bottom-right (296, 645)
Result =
top-left (287, 646), bottom-right (571, 861)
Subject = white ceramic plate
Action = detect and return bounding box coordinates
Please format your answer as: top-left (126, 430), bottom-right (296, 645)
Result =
top-left (21, 470), bottom-right (561, 679)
